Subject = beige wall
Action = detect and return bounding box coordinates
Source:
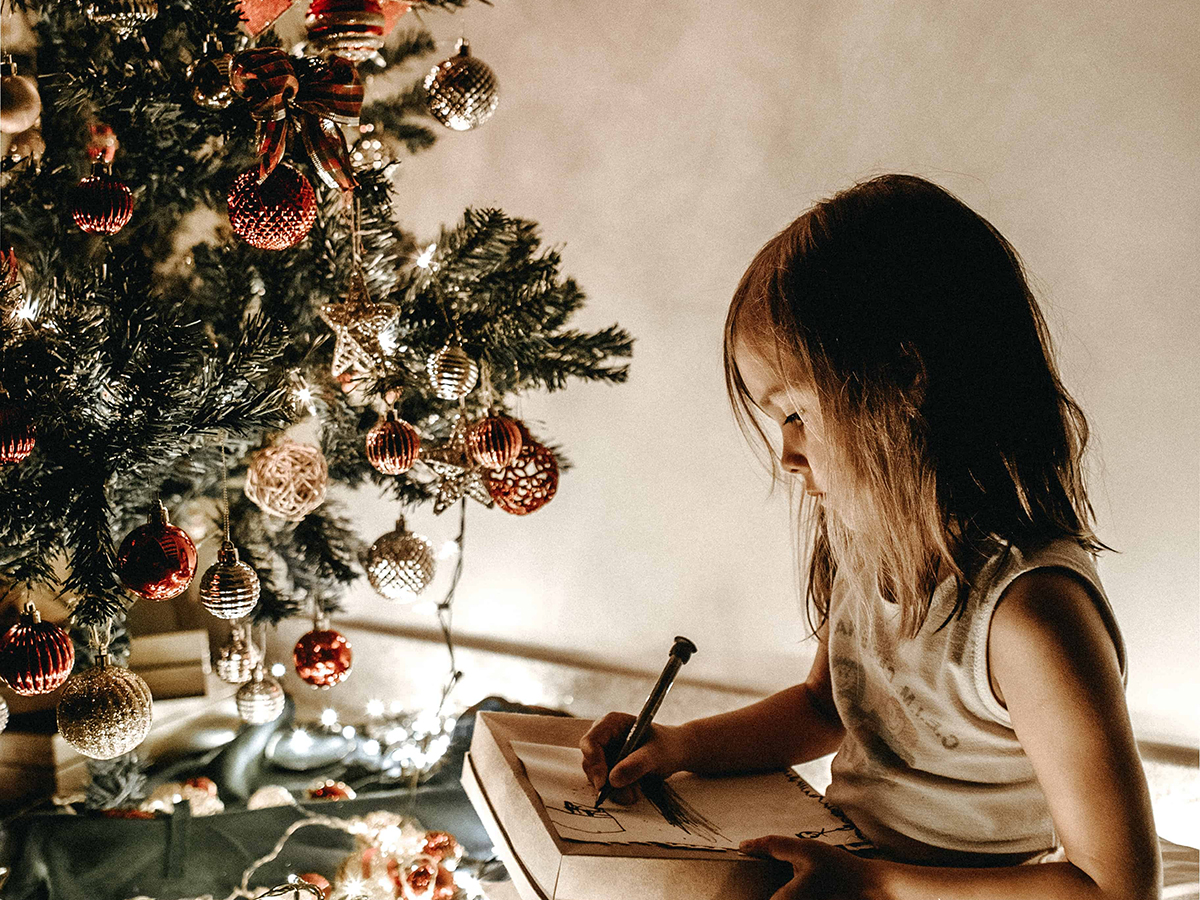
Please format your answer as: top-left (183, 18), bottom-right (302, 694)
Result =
top-left (321, 2), bottom-right (1199, 744)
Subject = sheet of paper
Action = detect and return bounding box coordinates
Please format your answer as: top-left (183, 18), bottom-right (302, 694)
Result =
top-left (511, 741), bottom-right (864, 850)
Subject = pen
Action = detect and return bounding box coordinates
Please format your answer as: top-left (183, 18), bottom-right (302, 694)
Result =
top-left (595, 635), bottom-right (697, 808)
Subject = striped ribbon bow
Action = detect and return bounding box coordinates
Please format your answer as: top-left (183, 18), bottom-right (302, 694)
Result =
top-left (230, 48), bottom-right (363, 193)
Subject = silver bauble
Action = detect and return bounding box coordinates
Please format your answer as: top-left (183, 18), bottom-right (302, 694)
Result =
top-left (236, 667), bottom-right (285, 725)
top-left (426, 342), bottom-right (478, 401)
top-left (424, 39), bottom-right (499, 132)
top-left (364, 517), bottom-right (435, 602)
top-left (215, 624), bottom-right (259, 685)
top-left (199, 541), bottom-right (261, 619)
top-left (56, 656), bottom-right (153, 759)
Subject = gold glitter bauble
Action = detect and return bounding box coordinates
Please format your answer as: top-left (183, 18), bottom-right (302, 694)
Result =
top-left (215, 624), bottom-right (259, 684)
top-left (424, 39), bottom-right (498, 132)
top-left (245, 441), bottom-right (328, 521)
top-left (236, 667), bottom-right (286, 724)
top-left (57, 657), bottom-right (153, 760)
top-left (199, 541), bottom-right (261, 619)
top-left (426, 342), bottom-right (478, 400)
top-left (364, 517), bottom-right (435, 602)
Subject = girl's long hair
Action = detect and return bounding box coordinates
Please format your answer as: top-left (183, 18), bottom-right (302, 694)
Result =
top-left (724, 174), bottom-right (1108, 637)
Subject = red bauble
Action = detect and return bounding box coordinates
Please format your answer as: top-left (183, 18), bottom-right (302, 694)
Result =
top-left (71, 168), bottom-right (134, 235)
top-left (465, 412), bottom-right (522, 470)
top-left (227, 163), bottom-right (317, 251)
top-left (0, 395), bottom-right (35, 464)
top-left (0, 602), bottom-right (76, 696)
top-left (365, 410), bottom-right (420, 474)
top-left (292, 624), bottom-right (352, 688)
top-left (116, 501), bottom-right (198, 601)
top-left (486, 431), bottom-right (559, 515)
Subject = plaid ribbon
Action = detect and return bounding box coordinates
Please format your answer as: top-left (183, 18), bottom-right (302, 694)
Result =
top-left (230, 48), bottom-right (363, 192)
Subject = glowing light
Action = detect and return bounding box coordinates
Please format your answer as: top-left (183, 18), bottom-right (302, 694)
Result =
top-left (320, 708), bottom-right (338, 727)
top-left (389, 700), bottom-right (404, 714)
top-left (363, 739), bottom-right (381, 755)
top-left (12, 296), bottom-right (38, 321)
top-left (366, 698), bottom-right (385, 717)
top-left (415, 243), bottom-right (437, 269)
top-left (288, 729), bottom-right (314, 752)
top-left (270, 663), bottom-right (286, 677)
top-left (377, 329), bottom-right (397, 354)
top-left (341, 725), bottom-right (356, 739)
top-left (437, 540), bottom-right (459, 560)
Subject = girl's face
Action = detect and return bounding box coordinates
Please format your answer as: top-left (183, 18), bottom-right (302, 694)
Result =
top-left (733, 335), bottom-right (831, 503)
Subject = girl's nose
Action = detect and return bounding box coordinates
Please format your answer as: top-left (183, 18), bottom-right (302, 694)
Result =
top-left (780, 446), bottom-right (809, 476)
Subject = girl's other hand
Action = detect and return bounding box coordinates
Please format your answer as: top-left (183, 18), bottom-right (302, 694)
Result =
top-left (739, 835), bottom-right (874, 900)
top-left (579, 712), bottom-right (690, 805)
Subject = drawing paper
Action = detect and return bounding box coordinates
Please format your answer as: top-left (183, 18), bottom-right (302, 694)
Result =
top-left (511, 741), bottom-right (865, 851)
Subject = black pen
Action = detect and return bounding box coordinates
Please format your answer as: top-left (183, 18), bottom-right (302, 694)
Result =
top-left (595, 635), bottom-right (697, 808)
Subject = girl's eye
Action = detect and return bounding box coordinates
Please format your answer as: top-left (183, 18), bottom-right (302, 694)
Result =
top-left (783, 413), bottom-right (804, 427)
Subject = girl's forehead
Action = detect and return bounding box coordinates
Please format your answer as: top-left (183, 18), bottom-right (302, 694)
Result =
top-left (733, 335), bottom-right (818, 408)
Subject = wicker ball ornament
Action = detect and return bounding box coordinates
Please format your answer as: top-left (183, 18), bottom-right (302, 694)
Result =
top-left (466, 412), bottom-right (522, 470)
top-left (116, 501), bottom-right (198, 601)
top-left (486, 434), bottom-right (559, 516)
top-left (426, 342), bottom-right (478, 401)
top-left (366, 410), bottom-right (420, 474)
top-left (305, 0), bottom-right (385, 62)
top-left (215, 624), bottom-right (259, 684)
top-left (236, 666), bottom-right (286, 724)
top-left (85, 0), bottom-right (157, 35)
top-left (0, 602), bottom-right (75, 696)
top-left (0, 60), bottom-right (41, 136)
top-left (199, 541), bottom-right (261, 619)
top-left (0, 394), bottom-right (35, 464)
top-left (227, 163), bottom-right (317, 251)
top-left (293, 621), bottom-right (352, 688)
top-left (245, 441), bottom-right (328, 521)
top-left (364, 517), bottom-right (435, 602)
top-left (71, 168), bottom-right (134, 235)
top-left (424, 39), bottom-right (498, 132)
top-left (57, 655), bottom-right (153, 759)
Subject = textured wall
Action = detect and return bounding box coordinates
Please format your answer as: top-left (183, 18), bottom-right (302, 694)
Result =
top-left (299, 1), bottom-right (1197, 744)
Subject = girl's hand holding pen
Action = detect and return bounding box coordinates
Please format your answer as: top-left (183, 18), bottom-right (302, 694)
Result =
top-left (580, 712), bottom-right (690, 805)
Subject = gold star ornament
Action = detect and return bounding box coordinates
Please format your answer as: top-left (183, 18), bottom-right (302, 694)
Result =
top-left (421, 416), bottom-right (495, 514)
top-left (318, 268), bottom-right (399, 377)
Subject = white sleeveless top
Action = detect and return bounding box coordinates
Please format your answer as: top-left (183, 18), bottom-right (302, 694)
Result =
top-left (823, 538), bottom-right (1126, 858)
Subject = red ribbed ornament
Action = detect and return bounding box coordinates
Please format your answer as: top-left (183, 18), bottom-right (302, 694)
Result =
top-left (365, 409), bottom-right (420, 474)
top-left (0, 394), bottom-right (35, 464)
top-left (485, 425), bottom-right (559, 516)
top-left (292, 620), bottom-right (352, 688)
top-left (0, 602), bottom-right (76, 696)
top-left (465, 411), bottom-right (522, 470)
top-left (116, 500), bottom-right (198, 601)
top-left (70, 166), bottom-right (134, 235)
top-left (227, 163), bottom-right (316, 251)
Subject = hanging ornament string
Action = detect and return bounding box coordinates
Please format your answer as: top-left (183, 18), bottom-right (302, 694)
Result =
top-left (221, 432), bottom-right (231, 540)
top-left (434, 497), bottom-right (466, 715)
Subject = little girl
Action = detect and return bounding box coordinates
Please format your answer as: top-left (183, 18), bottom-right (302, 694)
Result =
top-left (581, 175), bottom-right (1161, 899)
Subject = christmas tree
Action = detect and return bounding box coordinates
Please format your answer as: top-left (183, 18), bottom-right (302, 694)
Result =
top-left (0, 0), bottom-right (631, 756)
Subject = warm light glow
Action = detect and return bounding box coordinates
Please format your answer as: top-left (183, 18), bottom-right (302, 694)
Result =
top-left (12, 296), bottom-right (38, 322)
top-left (341, 724), bottom-right (356, 739)
top-left (320, 708), bottom-right (338, 727)
top-left (271, 663), bottom-right (286, 677)
top-left (363, 739), bottom-right (381, 755)
top-left (366, 698), bottom-right (385, 717)
top-left (415, 243), bottom-right (437, 269)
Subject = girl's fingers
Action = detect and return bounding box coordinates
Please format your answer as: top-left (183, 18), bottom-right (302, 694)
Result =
top-left (580, 712), bottom-right (636, 790)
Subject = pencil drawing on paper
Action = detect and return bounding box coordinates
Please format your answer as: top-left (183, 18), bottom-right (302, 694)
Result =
top-left (640, 777), bottom-right (729, 844)
top-left (548, 800), bottom-right (627, 834)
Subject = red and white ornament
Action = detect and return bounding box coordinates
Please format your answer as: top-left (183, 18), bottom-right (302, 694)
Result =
top-left (307, 778), bottom-right (356, 801)
top-left (227, 163), bottom-right (316, 251)
top-left (0, 601), bottom-right (75, 696)
top-left (366, 408), bottom-right (420, 474)
top-left (292, 617), bottom-right (352, 688)
top-left (305, 0), bottom-right (385, 62)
